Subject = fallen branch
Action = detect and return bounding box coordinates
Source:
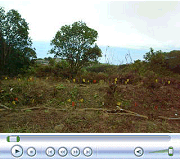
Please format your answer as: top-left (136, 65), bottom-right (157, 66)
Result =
top-left (81, 108), bottom-right (106, 111)
top-left (158, 116), bottom-right (180, 120)
top-left (79, 107), bottom-right (148, 119)
top-left (21, 107), bottom-right (45, 111)
top-left (21, 107), bottom-right (67, 111)
top-left (110, 107), bottom-right (149, 119)
top-left (116, 107), bottom-right (138, 115)
top-left (108, 112), bottom-right (148, 119)
top-left (0, 104), bottom-right (12, 110)
top-left (1, 105), bottom-right (171, 120)
top-left (20, 107), bottom-right (148, 119)
top-left (0, 109), bottom-right (6, 111)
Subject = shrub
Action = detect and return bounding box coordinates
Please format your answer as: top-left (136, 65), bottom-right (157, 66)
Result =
top-left (55, 60), bottom-right (69, 69)
top-left (49, 58), bottom-right (56, 66)
top-left (25, 66), bottom-right (38, 76)
top-left (35, 65), bottom-right (53, 77)
top-left (124, 60), bottom-right (147, 76)
top-left (86, 64), bottom-right (112, 73)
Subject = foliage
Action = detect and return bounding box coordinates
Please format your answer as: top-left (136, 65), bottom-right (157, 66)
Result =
top-left (49, 21), bottom-right (102, 74)
top-left (48, 58), bottom-right (56, 66)
top-left (143, 48), bottom-right (171, 75)
top-left (86, 63), bottom-right (117, 74)
top-left (123, 60), bottom-right (148, 76)
top-left (164, 50), bottom-right (180, 73)
top-left (25, 66), bottom-right (38, 76)
top-left (33, 59), bottom-right (71, 78)
top-left (37, 58), bottom-right (43, 60)
top-left (0, 7), bottom-right (36, 76)
top-left (54, 60), bottom-right (72, 78)
top-left (55, 59), bottom-right (69, 69)
top-left (80, 71), bottom-right (108, 82)
top-left (44, 57), bottom-right (53, 61)
top-left (36, 65), bottom-right (53, 77)
top-left (143, 48), bottom-right (166, 66)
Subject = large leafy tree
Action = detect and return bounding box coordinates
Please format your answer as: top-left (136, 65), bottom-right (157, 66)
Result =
top-left (0, 7), bottom-right (36, 76)
top-left (49, 21), bottom-right (102, 75)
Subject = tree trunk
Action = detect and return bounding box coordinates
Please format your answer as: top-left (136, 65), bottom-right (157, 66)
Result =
top-left (0, 32), bottom-right (11, 75)
top-left (0, 32), bottom-right (5, 74)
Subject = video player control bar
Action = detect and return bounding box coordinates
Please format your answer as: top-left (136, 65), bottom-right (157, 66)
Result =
top-left (0, 134), bottom-right (180, 158)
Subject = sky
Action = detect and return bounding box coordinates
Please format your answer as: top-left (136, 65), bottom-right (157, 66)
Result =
top-left (1, 0), bottom-right (180, 64)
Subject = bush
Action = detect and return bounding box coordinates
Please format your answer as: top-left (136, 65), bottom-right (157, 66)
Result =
top-left (34, 60), bottom-right (73, 79)
top-left (49, 58), bottom-right (56, 66)
top-left (86, 64), bottom-right (113, 73)
top-left (118, 64), bottom-right (128, 71)
top-left (143, 48), bottom-right (173, 75)
top-left (35, 65), bottom-right (53, 77)
top-left (55, 60), bottom-right (69, 69)
top-left (25, 66), bottom-right (38, 76)
top-left (123, 60), bottom-right (147, 76)
top-left (54, 60), bottom-right (73, 78)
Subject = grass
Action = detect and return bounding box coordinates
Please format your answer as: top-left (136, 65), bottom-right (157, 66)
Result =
top-left (1, 67), bottom-right (180, 133)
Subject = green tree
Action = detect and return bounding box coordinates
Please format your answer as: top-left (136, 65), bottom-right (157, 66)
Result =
top-left (143, 48), bottom-right (173, 75)
top-left (164, 50), bottom-right (180, 73)
top-left (0, 7), bottom-right (36, 76)
top-left (44, 57), bottom-right (53, 61)
top-left (49, 21), bottom-right (102, 75)
top-left (143, 48), bottom-right (166, 67)
top-left (143, 47), bottom-right (155, 62)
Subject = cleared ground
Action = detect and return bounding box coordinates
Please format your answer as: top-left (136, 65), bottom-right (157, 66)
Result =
top-left (0, 76), bottom-right (180, 133)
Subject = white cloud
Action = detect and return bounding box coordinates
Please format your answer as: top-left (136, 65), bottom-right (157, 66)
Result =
top-left (1, 0), bottom-right (180, 49)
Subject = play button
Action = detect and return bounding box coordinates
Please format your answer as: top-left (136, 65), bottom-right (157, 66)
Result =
top-left (134, 147), bottom-right (144, 157)
top-left (11, 145), bottom-right (23, 157)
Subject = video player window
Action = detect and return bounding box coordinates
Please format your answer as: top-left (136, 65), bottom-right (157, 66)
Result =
top-left (0, 1), bottom-right (180, 158)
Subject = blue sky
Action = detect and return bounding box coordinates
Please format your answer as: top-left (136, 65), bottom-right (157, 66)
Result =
top-left (32, 41), bottom-right (174, 65)
top-left (1, 0), bottom-right (180, 64)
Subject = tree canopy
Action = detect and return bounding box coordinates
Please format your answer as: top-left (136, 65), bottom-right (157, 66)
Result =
top-left (49, 21), bottom-right (102, 75)
top-left (164, 50), bottom-right (180, 73)
top-left (143, 47), bottom-right (180, 74)
top-left (143, 48), bottom-right (166, 67)
top-left (0, 7), bottom-right (36, 76)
